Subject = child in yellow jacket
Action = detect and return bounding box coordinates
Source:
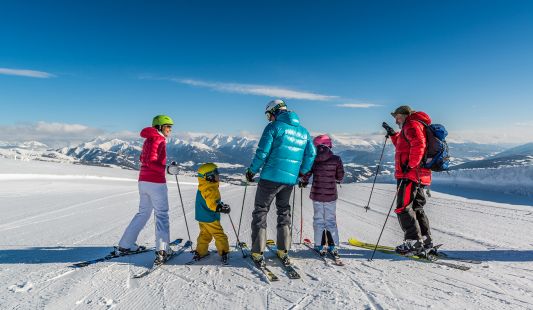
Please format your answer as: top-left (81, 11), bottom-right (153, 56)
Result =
top-left (194, 163), bottom-right (230, 263)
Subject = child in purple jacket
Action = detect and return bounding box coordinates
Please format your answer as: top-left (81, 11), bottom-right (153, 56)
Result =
top-left (300, 134), bottom-right (344, 254)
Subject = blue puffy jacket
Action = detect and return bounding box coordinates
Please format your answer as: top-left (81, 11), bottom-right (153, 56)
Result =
top-left (249, 111), bottom-right (316, 185)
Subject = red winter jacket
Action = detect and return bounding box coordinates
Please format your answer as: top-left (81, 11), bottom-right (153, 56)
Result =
top-left (390, 112), bottom-right (432, 186)
top-left (138, 127), bottom-right (167, 183)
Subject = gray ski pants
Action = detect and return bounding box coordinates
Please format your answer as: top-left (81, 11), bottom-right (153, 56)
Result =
top-left (251, 179), bottom-right (294, 253)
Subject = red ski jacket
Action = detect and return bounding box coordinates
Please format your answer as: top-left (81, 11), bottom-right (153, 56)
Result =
top-left (390, 112), bottom-right (432, 186)
top-left (138, 127), bottom-right (167, 183)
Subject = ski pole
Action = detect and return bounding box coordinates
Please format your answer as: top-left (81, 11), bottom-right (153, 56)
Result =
top-left (368, 179), bottom-right (403, 261)
top-left (289, 186), bottom-right (296, 250)
top-left (235, 182), bottom-right (248, 249)
top-left (365, 136), bottom-right (388, 212)
top-left (299, 187), bottom-right (303, 244)
top-left (227, 213), bottom-right (247, 258)
top-left (175, 174), bottom-right (192, 249)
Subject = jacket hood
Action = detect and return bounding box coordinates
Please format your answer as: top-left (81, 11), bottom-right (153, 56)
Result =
top-left (198, 178), bottom-right (219, 190)
top-left (276, 111), bottom-right (300, 127)
top-left (140, 127), bottom-right (163, 139)
top-left (406, 111), bottom-right (432, 125)
top-left (315, 145), bottom-right (333, 162)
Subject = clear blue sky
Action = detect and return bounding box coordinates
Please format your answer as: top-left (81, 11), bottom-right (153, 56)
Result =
top-left (1, 0), bottom-right (532, 142)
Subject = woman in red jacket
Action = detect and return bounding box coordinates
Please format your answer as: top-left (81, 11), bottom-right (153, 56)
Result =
top-left (383, 105), bottom-right (434, 255)
top-left (118, 115), bottom-right (174, 264)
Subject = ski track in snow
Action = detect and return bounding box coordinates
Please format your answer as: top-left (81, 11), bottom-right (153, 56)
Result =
top-left (1, 159), bottom-right (533, 309)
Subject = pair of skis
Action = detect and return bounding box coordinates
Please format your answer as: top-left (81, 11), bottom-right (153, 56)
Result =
top-left (238, 240), bottom-right (302, 282)
top-left (303, 238), bottom-right (345, 266)
top-left (238, 242), bottom-right (279, 282)
top-left (347, 237), bottom-right (480, 271)
top-left (265, 239), bottom-right (301, 279)
top-left (71, 246), bottom-right (152, 268)
top-left (70, 238), bottom-right (193, 278)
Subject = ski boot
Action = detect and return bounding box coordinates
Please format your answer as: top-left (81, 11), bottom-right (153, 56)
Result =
top-left (423, 235), bottom-right (434, 250)
top-left (276, 249), bottom-right (291, 265)
top-left (191, 250), bottom-right (210, 261)
top-left (314, 245), bottom-right (327, 256)
top-left (395, 239), bottom-right (425, 256)
top-left (221, 252), bottom-right (229, 265)
top-left (116, 244), bottom-right (146, 256)
top-left (251, 252), bottom-right (265, 268)
top-left (327, 245), bottom-right (339, 256)
top-left (154, 248), bottom-right (173, 265)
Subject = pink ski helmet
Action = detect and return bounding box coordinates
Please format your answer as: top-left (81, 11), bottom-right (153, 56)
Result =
top-left (313, 134), bottom-right (332, 148)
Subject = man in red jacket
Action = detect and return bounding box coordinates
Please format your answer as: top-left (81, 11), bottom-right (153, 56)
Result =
top-left (383, 105), bottom-right (434, 255)
top-left (118, 115), bottom-right (174, 264)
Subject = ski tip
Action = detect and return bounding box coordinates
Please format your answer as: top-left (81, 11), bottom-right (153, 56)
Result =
top-left (170, 239), bottom-right (183, 246)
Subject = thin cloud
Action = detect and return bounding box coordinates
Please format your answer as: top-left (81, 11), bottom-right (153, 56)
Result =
top-left (336, 103), bottom-right (381, 108)
top-left (515, 121), bottom-right (533, 127)
top-left (174, 78), bottom-right (337, 101)
top-left (0, 67), bottom-right (56, 78)
top-left (35, 122), bottom-right (91, 134)
top-left (0, 122), bottom-right (104, 148)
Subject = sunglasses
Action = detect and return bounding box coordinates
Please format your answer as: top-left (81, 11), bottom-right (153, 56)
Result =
top-left (205, 168), bottom-right (219, 176)
top-left (203, 169), bottom-right (220, 182)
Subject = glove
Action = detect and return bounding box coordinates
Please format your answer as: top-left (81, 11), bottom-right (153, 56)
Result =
top-left (216, 202), bottom-right (231, 214)
top-left (167, 161), bottom-right (179, 175)
top-left (298, 180), bottom-right (308, 188)
top-left (401, 163), bottom-right (411, 174)
top-left (382, 122), bottom-right (396, 138)
top-left (245, 168), bottom-right (255, 183)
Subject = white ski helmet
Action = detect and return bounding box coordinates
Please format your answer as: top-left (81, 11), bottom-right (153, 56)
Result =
top-left (265, 99), bottom-right (287, 115)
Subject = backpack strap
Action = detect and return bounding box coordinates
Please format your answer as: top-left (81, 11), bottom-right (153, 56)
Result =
top-left (401, 119), bottom-right (429, 168)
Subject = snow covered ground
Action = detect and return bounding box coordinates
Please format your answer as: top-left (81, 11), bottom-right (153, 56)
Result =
top-left (1, 158), bottom-right (532, 309)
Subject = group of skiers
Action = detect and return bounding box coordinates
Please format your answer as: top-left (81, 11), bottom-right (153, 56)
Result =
top-left (116, 99), bottom-right (435, 266)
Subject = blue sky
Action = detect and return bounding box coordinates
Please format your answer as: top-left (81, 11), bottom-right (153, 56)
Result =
top-left (1, 0), bottom-right (532, 143)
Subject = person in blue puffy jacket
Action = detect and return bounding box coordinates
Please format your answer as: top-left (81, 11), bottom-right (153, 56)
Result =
top-left (245, 99), bottom-right (316, 266)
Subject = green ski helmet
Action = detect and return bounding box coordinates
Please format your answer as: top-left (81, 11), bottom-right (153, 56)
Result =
top-left (152, 115), bottom-right (174, 127)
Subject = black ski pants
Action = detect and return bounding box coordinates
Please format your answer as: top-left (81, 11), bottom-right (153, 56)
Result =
top-left (395, 179), bottom-right (431, 241)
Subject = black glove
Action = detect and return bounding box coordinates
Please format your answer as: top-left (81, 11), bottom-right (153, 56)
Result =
top-left (401, 163), bottom-right (411, 174)
top-left (298, 180), bottom-right (308, 188)
top-left (245, 168), bottom-right (255, 183)
top-left (167, 161), bottom-right (179, 175)
top-left (216, 203), bottom-right (231, 214)
top-left (382, 122), bottom-right (396, 138)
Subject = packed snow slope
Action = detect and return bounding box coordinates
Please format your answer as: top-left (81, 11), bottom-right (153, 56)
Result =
top-left (1, 158), bottom-right (532, 310)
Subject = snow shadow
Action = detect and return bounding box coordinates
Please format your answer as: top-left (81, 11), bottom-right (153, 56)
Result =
top-left (0, 246), bottom-right (252, 269)
top-left (0, 246), bottom-right (150, 266)
top-left (337, 247), bottom-right (533, 262)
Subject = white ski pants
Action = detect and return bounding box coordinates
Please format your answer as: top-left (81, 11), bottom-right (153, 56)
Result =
top-left (313, 200), bottom-right (339, 246)
top-left (119, 181), bottom-right (170, 251)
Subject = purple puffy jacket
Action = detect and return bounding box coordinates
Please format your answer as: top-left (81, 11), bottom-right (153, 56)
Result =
top-left (303, 145), bottom-right (344, 202)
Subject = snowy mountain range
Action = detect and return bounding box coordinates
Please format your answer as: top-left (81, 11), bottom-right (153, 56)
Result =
top-left (0, 135), bottom-right (529, 183)
top-left (450, 142), bottom-right (533, 170)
